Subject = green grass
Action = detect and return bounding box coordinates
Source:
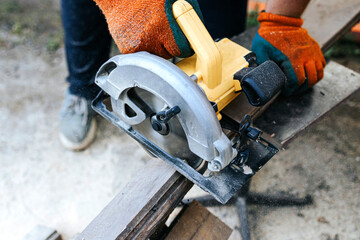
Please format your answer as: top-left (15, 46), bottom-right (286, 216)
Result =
top-left (246, 10), bottom-right (260, 29)
top-left (325, 33), bottom-right (360, 58)
top-left (0, 1), bottom-right (21, 17)
top-left (46, 33), bottom-right (63, 52)
top-left (0, 0), bottom-right (63, 52)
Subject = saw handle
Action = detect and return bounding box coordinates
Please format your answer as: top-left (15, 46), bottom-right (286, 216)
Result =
top-left (173, 0), bottom-right (222, 89)
top-left (234, 61), bottom-right (286, 106)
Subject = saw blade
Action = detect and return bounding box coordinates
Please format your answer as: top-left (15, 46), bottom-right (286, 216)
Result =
top-left (111, 87), bottom-right (200, 165)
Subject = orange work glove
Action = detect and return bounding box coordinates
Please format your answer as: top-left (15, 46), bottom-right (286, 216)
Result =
top-left (251, 12), bottom-right (326, 95)
top-left (94, 0), bottom-right (203, 59)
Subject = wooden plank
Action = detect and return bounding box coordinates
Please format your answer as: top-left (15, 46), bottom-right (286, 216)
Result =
top-left (255, 61), bottom-right (360, 146)
top-left (302, 0), bottom-right (360, 52)
top-left (23, 225), bottom-right (62, 240)
top-left (76, 158), bottom-right (193, 240)
top-left (128, 174), bottom-right (192, 239)
top-left (165, 201), bottom-right (232, 240)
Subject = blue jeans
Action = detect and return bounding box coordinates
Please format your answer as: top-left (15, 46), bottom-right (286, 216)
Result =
top-left (61, 0), bottom-right (111, 100)
top-left (61, 0), bottom-right (247, 100)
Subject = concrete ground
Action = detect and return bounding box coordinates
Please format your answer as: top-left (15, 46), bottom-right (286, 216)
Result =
top-left (1, 2), bottom-right (359, 240)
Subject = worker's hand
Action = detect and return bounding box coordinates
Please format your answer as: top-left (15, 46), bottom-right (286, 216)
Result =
top-left (251, 12), bottom-right (326, 96)
top-left (94, 0), bottom-right (202, 59)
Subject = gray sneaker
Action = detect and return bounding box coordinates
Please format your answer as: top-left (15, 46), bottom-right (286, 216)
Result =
top-left (59, 91), bottom-right (97, 151)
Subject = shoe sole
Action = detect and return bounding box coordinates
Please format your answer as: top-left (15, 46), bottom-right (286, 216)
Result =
top-left (59, 118), bottom-right (97, 151)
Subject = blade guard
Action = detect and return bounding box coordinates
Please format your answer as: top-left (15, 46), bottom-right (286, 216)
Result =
top-left (95, 52), bottom-right (235, 170)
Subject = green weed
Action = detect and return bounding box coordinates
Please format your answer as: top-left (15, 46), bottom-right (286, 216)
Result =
top-left (246, 10), bottom-right (260, 29)
top-left (46, 34), bottom-right (62, 52)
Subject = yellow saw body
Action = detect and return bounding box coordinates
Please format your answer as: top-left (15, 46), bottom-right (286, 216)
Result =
top-left (174, 0), bottom-right (251, 119)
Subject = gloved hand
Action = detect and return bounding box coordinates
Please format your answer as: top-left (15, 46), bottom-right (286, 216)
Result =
top-left (94, 0), bottom-right (203, 59)
top-left (251, 12), bottom-right (326, 95)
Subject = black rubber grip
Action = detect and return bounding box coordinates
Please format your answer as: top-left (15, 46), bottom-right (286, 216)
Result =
top-left (234, 60), bottom-right (286, 106)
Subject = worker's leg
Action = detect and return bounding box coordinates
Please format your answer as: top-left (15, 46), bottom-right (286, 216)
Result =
top-left (61, 0), bottom-right (111, 99)
top-left (198, 0), bottom-right (248, 39)
top-left (60, 0), bottom-right (111, 150)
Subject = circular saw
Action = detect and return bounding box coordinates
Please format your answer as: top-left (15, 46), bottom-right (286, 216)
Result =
top-left (92, 0), bottom-right (286, 204)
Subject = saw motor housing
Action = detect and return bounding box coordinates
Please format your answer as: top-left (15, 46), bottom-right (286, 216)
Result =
top-left (174, 1), bottom-right (251, 115)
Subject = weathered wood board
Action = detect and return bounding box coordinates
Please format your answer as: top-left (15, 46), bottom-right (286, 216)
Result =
top-left (302, 0), bottom-right (360, 52)
top-left (165, 201), bottom-right (232, 240)
top-left (76, 159), bottom-right (193, 240)
top-left (23, 225), bottom-right (62, 240)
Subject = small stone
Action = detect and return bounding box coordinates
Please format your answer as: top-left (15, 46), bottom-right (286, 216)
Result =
top-left (317, 216), bottom-right (330, 224)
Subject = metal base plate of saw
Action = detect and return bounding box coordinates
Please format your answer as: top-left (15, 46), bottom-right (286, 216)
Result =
top-left (93, 90), bottom-right (278, 204)
top-left (92, 0), bottom-right (285, 204)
